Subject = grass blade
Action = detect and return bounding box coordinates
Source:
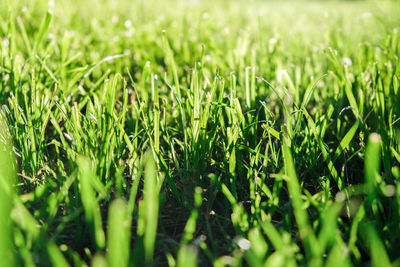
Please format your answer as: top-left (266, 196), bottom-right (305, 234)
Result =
top-left (0, 115), bottom-right (16, 266)
top-left (141, 151), bottom-right (159, 264)
top-left (282, 137), bottom-right (320, 265)
top-left (107, 199), bottom-right (130, 267)
top-left (364, 133), bottom-right (382, 206)
top-left (77, 156), bottom-right (105, 250)
top-left (46, 242), bottom-right (69, 267)
top-left (32, 9), bottom-right (53, 55)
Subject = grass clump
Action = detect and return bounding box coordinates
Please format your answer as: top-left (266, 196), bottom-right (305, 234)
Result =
top-left (1, 0), bottom-right (400, 266)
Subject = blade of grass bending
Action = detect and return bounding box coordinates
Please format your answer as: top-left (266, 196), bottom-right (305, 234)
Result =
top-left (221, 183), bottom-right (249, 233)
top-left (32, 10), bottom-right (53, 56)
top-left (259, 77), bottom-right (290, 116)
top-left (301, 74), bottom-right (327, 109)
top-left (282, 137), bottom-right (320, 265)
top-left (332, 121), bottom-right (359, 163)
top-left (0, 115), bottom-right (16, 266)
top-left (280, 69), bottom-right (298, 105)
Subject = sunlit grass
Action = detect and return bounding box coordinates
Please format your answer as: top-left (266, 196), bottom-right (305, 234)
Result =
top-left (0, 0), bottom-right (399, 266)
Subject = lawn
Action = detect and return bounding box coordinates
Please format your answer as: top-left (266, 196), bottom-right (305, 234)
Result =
top-left (0, 0), bottom-right (400, 266)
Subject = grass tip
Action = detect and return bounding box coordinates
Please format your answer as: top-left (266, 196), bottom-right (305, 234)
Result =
top-left (335, 191), bottom-right (346, 202)
top-left (235, 237), bottom-right (251, 250)
top-left (368, 133), bottom-right (381, 143)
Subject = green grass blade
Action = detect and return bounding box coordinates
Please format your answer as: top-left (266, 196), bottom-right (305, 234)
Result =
top-left (364, 133), bottom-right (382, 205)
top-left (325, 243), bottom-right (352, 267)
top-left (107, 199), bottom-right (130, 267)
top-left (152, 74), bottom-right (160, 157)
top-left (77, 156), bottom-right (105, 250)
top-left (141, 151), bottom-right (159, 264)
top-left (332, 121), bottom-right (359, 163)
top-left (141, 61), bottom-right (151, 105)
top-left (362, 223), bottom-right (392, 267)
top-left (180, 187), bottom-right (202, 246)
top-left (282, 137), bottom-right (320, 265)
top-left (177, 245), bottom-right (197, 267)
top-left (92, 254), bottom-right (108, 267)
top-left (162, 30), bottom-right (181, 99)
top-left (0, 115), bottom-right (16, 266)
top-left (32, 9), bottom-right (53, 55)
top-left (46, 242), bottom-right (69, 267)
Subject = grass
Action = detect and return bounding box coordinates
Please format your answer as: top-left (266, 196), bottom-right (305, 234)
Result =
top-left (0, 0), bottom-right (400, 266)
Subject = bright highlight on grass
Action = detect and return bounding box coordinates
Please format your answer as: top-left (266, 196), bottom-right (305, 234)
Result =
top-left (0, 0), bottom-right (399, 266)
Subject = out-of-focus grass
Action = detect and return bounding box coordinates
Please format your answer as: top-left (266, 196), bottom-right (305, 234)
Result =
top-left (0, 0), bottom-right (399, 266)
top-left (0, 114), bottom-right (16, 266)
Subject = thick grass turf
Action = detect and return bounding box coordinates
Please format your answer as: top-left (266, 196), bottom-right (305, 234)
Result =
top-left (1, 0), bottom-right (400, 266)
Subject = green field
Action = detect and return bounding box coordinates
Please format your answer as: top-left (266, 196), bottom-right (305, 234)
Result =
top-left (1, 0), bottom-right (400, 266)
